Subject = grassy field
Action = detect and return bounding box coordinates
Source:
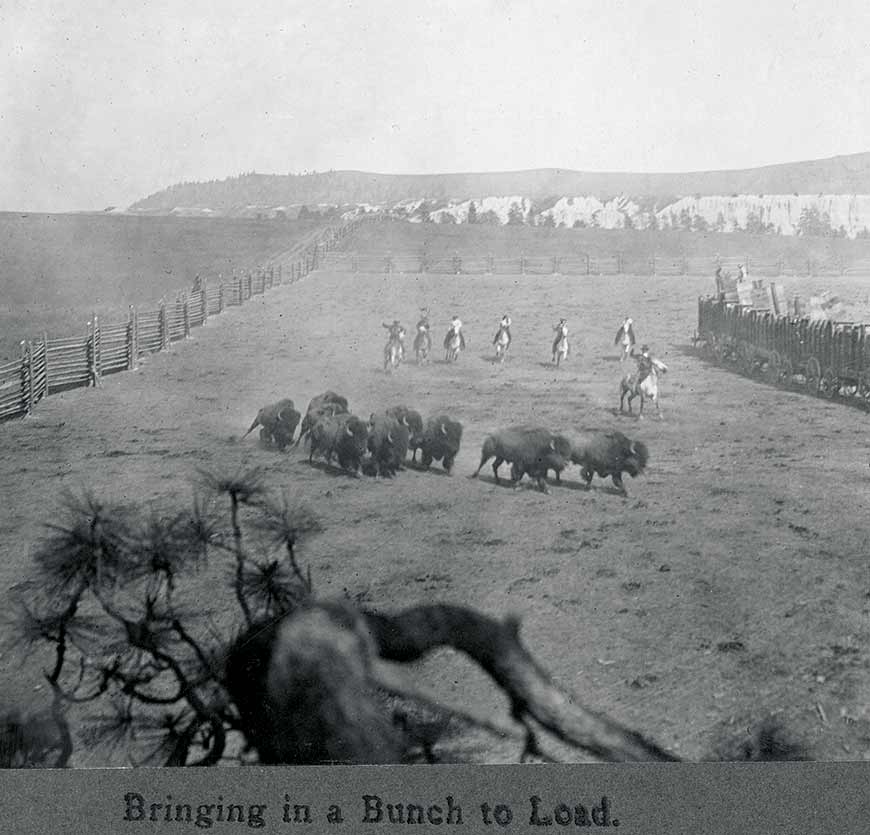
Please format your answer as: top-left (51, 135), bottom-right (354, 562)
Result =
top-left (0, 213), bottom-right (331, 360)
top-left (351, 218), bottom-right (870, 264)
top-left (1, 252), bottom-right (870, 764)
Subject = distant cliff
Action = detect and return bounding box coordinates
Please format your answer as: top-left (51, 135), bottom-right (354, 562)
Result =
top-left (129, 153), bottom-right (870, 211)
top-left (127, 153), bottom-right (870, 238)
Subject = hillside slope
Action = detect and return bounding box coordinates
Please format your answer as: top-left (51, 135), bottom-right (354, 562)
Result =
top-left (130, 153), bottom-right (870, 212)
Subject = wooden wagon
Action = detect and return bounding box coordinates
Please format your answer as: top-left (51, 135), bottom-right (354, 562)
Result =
top-left (694, 297), bottom-right (862, 399)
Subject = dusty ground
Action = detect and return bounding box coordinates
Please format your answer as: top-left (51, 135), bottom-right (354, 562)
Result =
top-left (1, 267), bottom-right (870, 764)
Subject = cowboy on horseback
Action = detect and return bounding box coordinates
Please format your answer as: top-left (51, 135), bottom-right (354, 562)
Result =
top-left (413, 310), bottom-right (432, 363)
top-left (552, 318), bottom-right (569, 362)
top-left (493, 314), bottom-right (512, 362)
top-left (633, 344), bottom-right (654, 382)
top-left (443, 316), bottom-right (466, 362)
top-left (445, 316), bottom-right (466, 350)
top-left (494, 314), bottom-right (512, 345)
top-left (383, 319), bottom-right (407, 362)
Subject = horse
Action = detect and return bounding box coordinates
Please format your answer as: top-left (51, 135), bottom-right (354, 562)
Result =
top-left (384, 332), bottom-right (403, 373)
top-left (414, 322), bottom-right (432, 364)
top-left (552, 323), bottom-right (569, 367)
top-left (493, 324), bottom-right (511, 363)
top-left (443, 327), bottom-right (465, 363)
top-left (619, 358), bottom-right (668, 419)
top-left (614, 319), bottom-right (636, 362)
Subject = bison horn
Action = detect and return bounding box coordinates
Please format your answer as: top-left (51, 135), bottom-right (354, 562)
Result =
top-left (630, 442), bottom-right (636, 455)
top-left (387, 431), bottom-right (394, 444)
top-left (440, 423), bottom-right (448, 435)
top-left (549, 439), bottom-right (556, 451)
top-left (402, 417), bottom-right (409, 426)
top-left (346, 426), bottom-right (354, 437)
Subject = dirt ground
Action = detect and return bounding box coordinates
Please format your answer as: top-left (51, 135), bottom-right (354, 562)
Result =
top-left (1, 267), bottom-right (870, 764)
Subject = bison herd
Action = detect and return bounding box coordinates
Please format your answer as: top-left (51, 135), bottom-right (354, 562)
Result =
top-left (244, 391), bottom-right (649, 496)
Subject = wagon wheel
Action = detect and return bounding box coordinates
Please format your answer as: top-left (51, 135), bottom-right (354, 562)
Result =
top-left (780, 357), bottom-right (793, 387)
top-left (820, 367), bottom-right (839, 399)
top-left (805, 356), bottom-right (821, 394)
top-left (762, 351), bottom-right (782, 385)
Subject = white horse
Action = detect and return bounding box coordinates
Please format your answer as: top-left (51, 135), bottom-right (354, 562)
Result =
top-left (614, 318), bottom-right (636, 362)
top-left (443, 325), bottom-right (465, 362)
top-left (493, 324), bottom-right (511, 363)
top-left (414, 322), bottom-right (432, 364)
top-left (552, 322), bottom-right (569, 367)
top-left (383, 331), bottom-right (404, 373)
top-left (619, 358), bottom-right (668, 419)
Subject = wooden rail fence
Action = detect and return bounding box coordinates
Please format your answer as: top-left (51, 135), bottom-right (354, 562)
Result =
top-left (0, 216), bottom-right (365, 422)
top-left (322, 250), bottom-right (864, 278)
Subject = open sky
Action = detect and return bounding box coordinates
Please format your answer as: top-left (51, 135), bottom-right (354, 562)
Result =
top-left (2, 0), bottom-right (869, 212)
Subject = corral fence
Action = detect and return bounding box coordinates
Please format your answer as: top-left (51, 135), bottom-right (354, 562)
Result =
top-left (321, 250), bottom-right (863, 277)
top-left (0, 216), bottom-right (367, 423)
top-left (695, 296), bottom-right (870, 407)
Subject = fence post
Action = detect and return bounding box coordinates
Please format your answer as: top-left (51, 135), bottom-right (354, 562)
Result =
top-left (159, 300), bottom-right (169, 350)
top-left (585, 253), bottom-right (591, 275)
top-left (616, 253), bottom-right (623, 274)
top-left (778, 254), bottom-right (784, 277)
top-left (182, 293), bottom-right (191, 338)
top-left (488, 253), bottom-right (495, 274)
top-left (385, 252), bottom-right (393, 274)
top-left (650, 254), bottom-right (656, 275)
top-left (520, 252), bottom-right (526, 275)
top-left (40, 331), bottom-right (50, 396)
top-left (88, 315), bottom-right (102, 387)
top-left (201, 277), bottom-right (209, 323)
top-left (127, 306), bottom-right (137, 370)
top-left (218, 283), bottom-right (224, 314)
top-left (20, 340), bottom-right (33, 415)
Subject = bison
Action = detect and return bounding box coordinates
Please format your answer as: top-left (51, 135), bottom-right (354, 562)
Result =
top-left (295, 391), bottom-right (350, 447)
top-left (412, 415), bottom-right (463, 474)
top-left (367, 413), bottom-right (410, 477)
top-left (471, 425), bottom-right (573, 492)
top-left (309, 414), bottom-right (369, 475)
top-left (242, 399), bottom-right (301, 451)
top-left (570, 430), bottom-right (649, 496)
top-left (385, 405), bottom-right (424, 440)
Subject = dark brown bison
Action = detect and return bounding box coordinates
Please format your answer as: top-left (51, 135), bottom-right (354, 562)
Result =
top-left (309, 414), bottom-right (370, 475)
top-left (412, 415), bottom-right (463, 474)
top-left (295, 391), bottom-right (350, 447)
top-left (385, 405), bottom-right (424, 440)
top-left (367, 413), bottom-right (410, 477)
top-left (242, 398), bottom-right (301, 451)
top-left (570, 430), bottom-right (649, 495)
top-left (471, 425), bottom-right (573, 492)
